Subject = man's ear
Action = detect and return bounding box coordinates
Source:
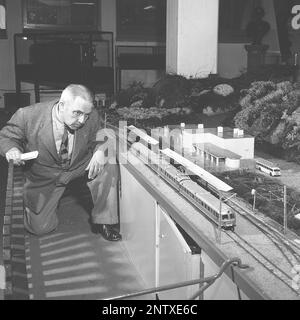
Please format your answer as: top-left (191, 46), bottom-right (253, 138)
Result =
top-left (58, 101), bottom-right (65, 111)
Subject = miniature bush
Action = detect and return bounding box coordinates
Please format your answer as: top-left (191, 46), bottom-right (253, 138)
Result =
top-left (152, 74), bottom-right (191, 108)
top-left (114, 81), bottom-right (156, 108)
top-left (112, 74), bottom-right (240, 114)
top-left (234, 80), bottom-right (300, 163)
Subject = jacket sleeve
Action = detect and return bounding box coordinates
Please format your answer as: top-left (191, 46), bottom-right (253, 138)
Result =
top-left (0, 108), bottom-right (27, 156)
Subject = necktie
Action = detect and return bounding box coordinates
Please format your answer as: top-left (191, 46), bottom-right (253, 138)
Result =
top-left (59, 126), bottom-right (69, 166)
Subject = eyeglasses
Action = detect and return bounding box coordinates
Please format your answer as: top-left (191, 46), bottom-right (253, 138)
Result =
top-left (72, 110), bottom-right (90, 121)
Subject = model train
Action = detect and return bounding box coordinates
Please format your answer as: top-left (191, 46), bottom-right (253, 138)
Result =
top-left (130, 142), bottom-right (236, 230)
top-left (125, 125), bottom-right (233, 197)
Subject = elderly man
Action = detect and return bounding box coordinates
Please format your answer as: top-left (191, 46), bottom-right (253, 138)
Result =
top-left (0, 84), bottom-right (121, 241)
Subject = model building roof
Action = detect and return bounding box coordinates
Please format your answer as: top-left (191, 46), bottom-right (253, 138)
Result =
top-left (160, 148), bottom-right (233, 192)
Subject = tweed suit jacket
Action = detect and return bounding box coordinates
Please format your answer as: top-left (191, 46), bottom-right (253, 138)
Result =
top-left (0, 100), bottom-right (101, 213)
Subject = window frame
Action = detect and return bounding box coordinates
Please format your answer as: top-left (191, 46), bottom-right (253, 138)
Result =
top-left (22, 0), bottom-right (99, 32)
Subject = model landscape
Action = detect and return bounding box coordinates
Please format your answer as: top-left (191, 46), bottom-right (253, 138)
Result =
top-left (103, 70), bottom-right (300, 236)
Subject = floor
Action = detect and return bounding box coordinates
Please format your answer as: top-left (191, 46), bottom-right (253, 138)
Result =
top-left (25, 191), bottom-right (150, 300)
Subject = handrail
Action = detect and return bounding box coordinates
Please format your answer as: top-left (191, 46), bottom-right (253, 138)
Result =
top-left (105, 258), bottom-right (249, 300)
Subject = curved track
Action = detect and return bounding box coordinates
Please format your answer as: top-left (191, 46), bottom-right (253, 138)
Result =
top-left (224, 230), bottom-right (298, 295)
top-left (228, 198), bottom-right (300, 267)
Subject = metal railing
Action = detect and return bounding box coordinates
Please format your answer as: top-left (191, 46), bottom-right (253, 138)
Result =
top-left (105, 258), bottom-right (249, 300)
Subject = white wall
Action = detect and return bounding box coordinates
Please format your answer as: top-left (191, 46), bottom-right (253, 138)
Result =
top-left (206, 133), bottom-right (254, 159)
top-left (167, 0), bottom-right (219, 78)
top-left (120, 157), bottom-right (249, 299)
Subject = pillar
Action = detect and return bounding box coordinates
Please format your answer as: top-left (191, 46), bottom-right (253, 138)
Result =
top-left (166, 0), bottom-right (219, 78)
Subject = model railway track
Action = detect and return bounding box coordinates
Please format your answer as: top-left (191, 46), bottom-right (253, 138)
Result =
top-left (2, 162), bottom-right (29, 299)
top-left (264, 232), bottom-right (298, 268)
top-left (225, 230), bottom-right (299, 295)
top-left (129, 147), bottom-right (299, 293)
top-left (231, 196), bottom-right (300, 250)
top-left (127, 142), bottom-right (300, 266)
top-left (104, 128), bottom-right (300, 295)
top-left (227, 198), bottom-right (300, 267)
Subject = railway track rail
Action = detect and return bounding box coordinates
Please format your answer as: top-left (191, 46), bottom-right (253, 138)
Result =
top-left (2, 162), bottom-right (29, 299)
top-left (224, 230), bottom-right (299, 295)
top-left (227, 198), bottom-right (300, 265)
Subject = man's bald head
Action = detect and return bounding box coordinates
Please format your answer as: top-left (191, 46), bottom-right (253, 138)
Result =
top-left (60, 84), bottom-right (94, 105)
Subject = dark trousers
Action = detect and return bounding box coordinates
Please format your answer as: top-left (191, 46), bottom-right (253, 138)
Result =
top-left (24, 163), bottom-right (119, 235)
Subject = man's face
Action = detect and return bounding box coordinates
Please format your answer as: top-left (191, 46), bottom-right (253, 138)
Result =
top-left (60, 96), bottom-right (93, 130)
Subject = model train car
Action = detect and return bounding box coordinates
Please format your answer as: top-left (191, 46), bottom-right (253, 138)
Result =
top-left (130, 142), bottom-right (236, 230)
top-left (126, 125), bottom-right (233, 195)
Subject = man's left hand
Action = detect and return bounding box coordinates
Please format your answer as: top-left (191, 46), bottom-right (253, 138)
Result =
top-left (86, 149), bottom-right (105, 179)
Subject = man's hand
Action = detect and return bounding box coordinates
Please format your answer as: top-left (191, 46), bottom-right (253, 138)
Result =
top-left (5, 147), bottom-right (25, 166)
top-left (85, 149), bottom-right (106, 180)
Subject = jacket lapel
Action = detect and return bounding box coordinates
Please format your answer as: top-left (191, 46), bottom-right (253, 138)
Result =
top-left (39, 101), bottom-right (61, 162)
